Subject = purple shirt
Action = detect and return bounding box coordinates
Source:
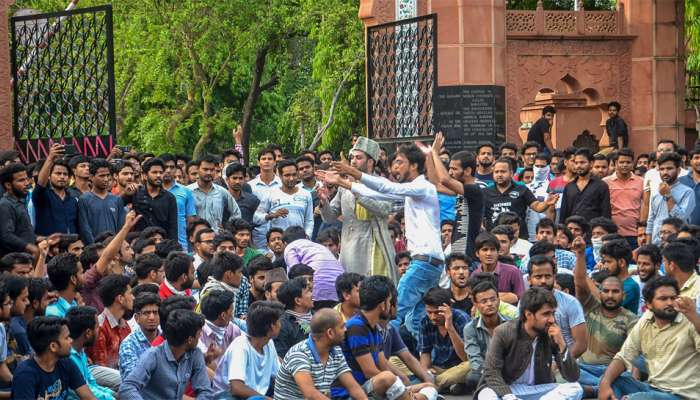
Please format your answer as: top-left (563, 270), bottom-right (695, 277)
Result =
top-left (474, 262), bottom-right (525, 299)
top-left (197, 321), bottom-right (242, 367)
top-left (284, 239), bottom-right (345, 302)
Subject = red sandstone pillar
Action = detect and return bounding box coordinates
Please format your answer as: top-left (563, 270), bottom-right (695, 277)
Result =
top-left (0, 0), bottom-right (15, 150)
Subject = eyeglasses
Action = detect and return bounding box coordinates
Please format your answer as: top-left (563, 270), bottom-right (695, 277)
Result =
top-left (2, 302), bottom-right (12, 308)
top-left (137, 310), bottom-right (159, 316)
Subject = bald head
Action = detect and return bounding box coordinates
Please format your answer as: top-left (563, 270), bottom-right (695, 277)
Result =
top-left (310, 308), bottom-right (342, 336)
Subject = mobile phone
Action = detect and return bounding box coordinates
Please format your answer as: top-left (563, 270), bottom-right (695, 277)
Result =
top-left (63, 144), bottom-right (79, 156)
top-left (117, 145), bottom-right (131, 153)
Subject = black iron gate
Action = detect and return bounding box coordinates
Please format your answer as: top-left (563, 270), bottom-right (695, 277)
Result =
top-left (366, 14), bottom-right (437, 142)
top-left (10, 5), bottom-right (116, 163)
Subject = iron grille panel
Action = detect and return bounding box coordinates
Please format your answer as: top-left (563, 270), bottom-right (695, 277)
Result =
top-left (10, 5), bottom-right (116, 162)
top-left (366, 14), bottom-right (437, 141)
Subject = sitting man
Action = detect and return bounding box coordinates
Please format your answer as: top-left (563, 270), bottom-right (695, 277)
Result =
top-left (274, 276), bottom-right (314, 358)
top-left (213, 301), bottom-right (282, 399)
top-left (473, 232), bottom-right (524, 305)
top-left (463, 280), bottom-right (511, 393)
top-left (476, 287), bottom-right (583, 400)
top-left (445, 253), bottom-right (472, 315)
top-left (334, 276), bottom-right (437, 400)
top-left (119, 293), bottom-right (161, 379)
top-left (571, 237), bottom-right (638, 398)
top-left (334, 272), bottom-right (364, 322)
top-left (198, 290), bottom-right (243, 372)
top-left (418, 288), bottom-right (471, 394)
top-left (273, 308), bottom-right (369, 400)
top-left (598, 276), bottom-right (700, 399)
top-left (598, 239), bottom-right (641, 313)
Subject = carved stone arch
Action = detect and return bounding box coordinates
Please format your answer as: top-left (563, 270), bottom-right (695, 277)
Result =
top-left (556, 74), bottom-right (581, 95)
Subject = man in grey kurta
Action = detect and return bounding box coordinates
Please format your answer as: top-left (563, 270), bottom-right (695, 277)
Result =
top-left (320, 137), bottom-right (397, 282)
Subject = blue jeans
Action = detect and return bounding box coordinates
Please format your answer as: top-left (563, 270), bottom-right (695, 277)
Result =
top-left (214, 392), bottom-right (266, 400)
top-left (390, 258), bottom-right (443, 338)
top-left (610, 377), bottom-right (681, 399)
top-left (578, 362), bottom-right (630, 398)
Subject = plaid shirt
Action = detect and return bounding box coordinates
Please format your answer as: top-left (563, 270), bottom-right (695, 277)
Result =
top-left (417, 308), bottom-right (470, 368)
top-left (119, 328), bottom-right (153, 379)
top-left (87, 308), bottom-right (131, 369)
top-left (234, 276), bottom-right (251, 318)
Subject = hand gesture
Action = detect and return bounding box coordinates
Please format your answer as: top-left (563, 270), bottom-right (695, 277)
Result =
top-left (548, 323), bottom-right (566, 352)
top-left (46, 233), bottom-right (62, 247)
top-left (658, 182), bottom-right (671, 197)
top-left (571, 236), bottom-right (586, 255)
top-left (433, 132), bottom-right (445, 152)
top-left (109, 146), bottom-right (123, 159)
top-left (339, 151), bottom-right (349, 165)
top-left (674, 296), bottom-right (697, 318)
top-left (233, 124), bottom-right (243, 145)
top-left (37, 240), bottom-right (50, 256)
top-left (414, 140), bottom-right (432, 155)
top-left (544, 193), bottom-right (559, 207)
top-left (331, 161), bottom-right (357, 177)
top-left (317, 185), bottom-right (330, 204)
top-left (316, 170), bottom-right (341, 186)
top-left (48, 143), bottom-right (65, 160)
top-left (124, 211), bottom-right (142, 229)
top-left (124, 183), bottom-right (139, 195)
top-left (439, 304), bottom-right (453, 330)
top-left (205, 343), bottom-right (223, 364)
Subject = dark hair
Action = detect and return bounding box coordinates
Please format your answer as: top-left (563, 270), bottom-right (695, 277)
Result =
top-left (257, 147), bottom-right (277, 161)
top-left (159, 295), bottom-right (196, 331)
top-left (194, 228), bottom-right (215, 244)
top-left (422, 287), bottom-right (452, 307)
top-left (133, 253), bottom-right (162, 280)
top-left (49, 158), bottom-right (72, 177)
top-left (47, 253), bottom-right (80, 291)
top-left (590, 217), bottom-right (618, 234)
top-left (494, 211), bottom-right (520, 227)
top-left (282, 226), bottom-right (307, 243)
top-left (213, 231), bottom-right (235, 249)
top-left (164, 252), bottom-right (193, 283)
top-left (186, 218), bottom-right (211, 241)
top-left (451, 151), bottom-right (476, 176)
top-left (132, 238), bottom-right (157, 255)
top-left (661, 217), bottom-right (684, 231)
top-left (614, 148), bottom-right (635, 161)
top-left (132, 283), bottom-right (159, 298)
top-left (335, 272), bottom-right (364, 301)
top-left (574, 148), bottom-right (594, 162)
top-left (247, 300), bottom-right (284, 338)
top-left (608, 101), bottom-right (621, 111)
top-left (468, 272), bottom-right (498, 290)
top-left (0, 252), bottom-right (34, 273)
top-left (636, 244), bottom-right (662, 265)
top-left (195, 154), bottom-right (219, 167)
top-left (98, 274), bottom-right (131, 307)
top-left (5, 275), bottom-right (27, 301)
top-left (276, 159), bottom-right (297, 175)
top-left (113, 160), bottom-right (134, 175)
top-left (0, 163), bottom-right (27, 187)
top-left (599, 239), bottom-right (633, 267)
top-left (221, 149), bottom-right (243, 162)
top-left (534, 152), bottom-right (551, 164)
top-left (210, 252), bottom-right (243, 281)
top-left (78, 243), bottom-right (103, 271)
top-left (519, 287), bottom-right (557, 321)
top-left (66, 306), bottom-right (97, 339)
top-left (499, 143), bottom-right (518, 155)
top-left (133, 292), bottom-right (161, 314)
top-left (542, 105), bottom-right (556, 115)
top-left (557, 224), bottom-right (573, 243)
top-left (680, 224), bottom-right (700, 238)
top-left (28, 316), bottom-right (68, 355)
top-left (475, 232), bottom-right (501, 252)
top-left (225, 162), bottom-right (246, 178)
top-left (535, 218), bottom-right (557, 235)
top-left (319, 150), bottom-right (333, 160)
top-left (491, 225), bottom-right (514, 241)
top-left (396, 144), bottom-right (426, 174)
top-left (556, 274), bottom-right (575, 297)
top-left (159, 153), bottom-right (176, 164)
top-left (226, 219), bottom-right (252, 236)
top-left (642, 275), bottom-right (679, 303)
top-left (662, 242), bottom-right (696, 273)
top-left (592, 153), bottom-right (608, 164)
top-left (277, 276), bottom-right (310, 310)
top-left (266, 227), bottom-right (284, 243)
top-left (27, 277), bottom-right (48, 305)
top-left (295, 156), bottom-right (315, 168)
top-left (139, 226), bottom-right (167, 241)
top-left (601, 233), bottom-right (624, 243)
top-left (359, 276), bottom-right (394, 311)
top-left (493, 157), bottom-right (514, 172)
top-left (68, 155), bottom-right (90, 170)
top-left (657, 152), bottom-right (681, 168)
top-left (445, 253), bottom-right (471, 271)
top-left (471, 281), bottom-right (498, 299)
top-left (476, 142), bottom-right (495, 154)
top-left (248, 255), bottom-right (273, 278)
top-left (163, 309), bottom-right (205, 346)
top-left (288, 263), bottom-right (314, 280)
top-left (528, 254), bottom-right (556, 275)
top-left (200, 290), bottom-right (235, 321)
top-left (565, 216), bottom-right (590, 235)
top-left (142, 157), bottom-right (165, 173)
top-left (317, 228), bottom-right (340, 245)
top-left (394, 251), bottom-right (411, 264)
top-left (522, 141), bottom-right (541, 153)
top-left (155, 239), bottom-right (182, 258)
top-left (88, 158), bottom-right (112, 176)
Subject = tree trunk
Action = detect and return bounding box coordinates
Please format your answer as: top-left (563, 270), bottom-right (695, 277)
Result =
top-left (193, 94), bottom-right (214, 159)
top-left (240, 45), bottom-right (278, 161)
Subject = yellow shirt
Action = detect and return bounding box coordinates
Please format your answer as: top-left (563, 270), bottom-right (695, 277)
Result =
top-left (614, 310), bottom-right (700, 398)
top-left (679, 273), bottom-right (700, 300)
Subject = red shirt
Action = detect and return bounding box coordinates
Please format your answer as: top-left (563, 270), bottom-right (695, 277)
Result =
top-left (87, 308), bottom-right (131, 368)
top-left (158, 281), bottom-right (192, 300)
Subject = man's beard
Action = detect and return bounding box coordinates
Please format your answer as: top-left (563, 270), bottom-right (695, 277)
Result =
top-left (182, 277), bottom-right (194, 290)
top-left (601, 299), bottom-right (621, 311)
top-left (534, 282), bottom-right (554, 291)
top-left (640, 272), bottom-right (656, 282)
top-left (578, 168), bottom-right (590, 177)
top-left (479, 160), bottom-right (493, 168)
top-left (11, 186), bottom-right (26, 198)
top-left (651, 307), bottom-right (678, 321)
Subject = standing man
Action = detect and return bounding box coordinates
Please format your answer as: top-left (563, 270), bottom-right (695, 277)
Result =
top-left (225, 163), bottom-right (260, 225)
top-left (78, 159), bottom-right (126, 244)
top-left (160, 154), bottom-right (197, 251)
top-left (559, 148), bottom-right (611, 223)
top-left (646, 152), bottom-right (695, 245)
top-left (604, 149), bottom-right (644, 247)
top-left (679, 147), bottom-right (700, 226)
top-left (605, 101), bottom-right (629, 150)
top-left (124, 158), bottom-right (178, 240)
top-left (249, 147), bottom-right (281, 248)
top-left (475, 143), bottom-right (495, 186)
top-left (319, 137), bottom-right (396, 279)
top-left (257, 160), bottom-right (314, 239)
top-left (526, 106), bottom-right (556, 153)
top-left (187, 155), bottom-right (241, 232)
top-left (67, 155), bottom-right (92, 196)
top-left (0, 163), bottom-right (37, 257)
top-left (318, 143), bottom-right (444, 338)
top-left (591, 154), bottom-right (610, 179)
top-left (296, 155), bottom-right (323, 240)
top-left (33, 143), bottom-right (79, 236)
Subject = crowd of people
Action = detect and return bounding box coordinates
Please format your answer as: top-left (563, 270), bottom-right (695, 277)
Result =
top-left (0, 109), bottom-right (699, 400)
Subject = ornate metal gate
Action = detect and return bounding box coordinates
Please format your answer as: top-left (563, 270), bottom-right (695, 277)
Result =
top-left (10, 5), bottom-right (116, 162)
top-left (366, 14), bottom-right (437, 142)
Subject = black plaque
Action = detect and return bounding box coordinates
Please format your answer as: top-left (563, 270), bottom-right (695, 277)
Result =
top-left (434, 85), bottom-right (505, 153)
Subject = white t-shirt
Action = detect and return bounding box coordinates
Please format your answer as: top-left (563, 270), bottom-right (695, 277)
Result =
top-left (213, 334), bottom-right (280, 395)
top-left (643, 168), bottom-right (688, 197)
top-left (510, 239), bottom-right (532, 258)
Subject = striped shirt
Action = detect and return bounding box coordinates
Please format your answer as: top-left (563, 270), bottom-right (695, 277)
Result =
top-left (274, 337), bottom-right (350, 400)
top-left (332, 313), bottom-right (382, 398)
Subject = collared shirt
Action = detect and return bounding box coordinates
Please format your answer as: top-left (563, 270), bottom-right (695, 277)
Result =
top-left (124, 186), bottom-right (179, 240)
top-left (166, 183), bottom-right (197, 250)
top-left (196, 321), bottom-right (242, 367)
top-left (0, 193), bottom-right (36, 254)
top-left (249, 175), bottom-right (281, 248)
top-left (646, 181), bottom-right (695, 245)
top-left (274, 337), bottom-right (351, 400)
top-left (69, 347), bottom-right (115, 400)
top-left (474, 262), bottom-right (525, 299)
top-left (45, 296), bottom-right (77, 318)
top-left (614, 310), bottom-right (700, 398)
top-left (559, 175), bottom-right (611, 222)
top-left (417, 308), bottom-right (470, 368)
top-left (186, 183), bottom-right (240, 233)
top-left (87, 308), bottom-right (131, 369)
top-left (256, 187), bottom-right (314, 239)
top-left (284, 239), bottom-right (344, 302)
top-left (158, 280), bottom-right (192, 300)
top-left (234, 276), bottom-right (251, 318)
top-left (119, 342), bottom-right (213, 400)
top-left (603, 172), bottom-right (644, 236)
top-left (679, 174), bottom-right (700, 225)
top-left (463, 313), bottom-right (510, 373)
top-left (483, 181), bottom-right (537, 238)
top-left (520, 249), bottom-right (577, 274)
top-left (231, 189), bottom-right (261, 225)
top-left (680, 273), bottom-right (700, 300)
top-left (119, 328), bottom-right (154, 379)
top-left (32, 183), bottom-right (79, 236)
top-left (644, 167), bottom-right (689, 198)
top-left (351, 174), bottom-right (443, 259)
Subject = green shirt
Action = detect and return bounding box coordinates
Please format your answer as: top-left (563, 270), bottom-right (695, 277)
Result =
top-left (242, 247), bottom-right (265, 266)
top-left (580, 294), bottom-right (638, 365)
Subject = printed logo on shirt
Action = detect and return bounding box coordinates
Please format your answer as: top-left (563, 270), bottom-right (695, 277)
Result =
top-left (508, 191), bottom-right (520, 199)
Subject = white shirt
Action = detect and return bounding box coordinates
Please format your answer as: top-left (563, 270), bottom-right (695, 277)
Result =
top-left (510, 239), bottom-right (532, 258)
top-left (643, 167), bottom-right (689, 197)
top-left (351, 174), bottom-right (443, 259)
top-left (213, 335), bottom-right (279, 394)
top-left (248, 174), bottom-right (282, 249)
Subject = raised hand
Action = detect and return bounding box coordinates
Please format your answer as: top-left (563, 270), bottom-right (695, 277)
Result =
top-left (571, 236), bottom-right (586, 255)
top-left (47, 143), bottom-right (65, 160)
top-left (433, 132), bottom-right (445, 152)
top-left (124, 211), bottom-right (142, 229)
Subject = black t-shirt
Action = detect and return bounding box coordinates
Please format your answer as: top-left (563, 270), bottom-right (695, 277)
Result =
top-left (483, 182), bottom-right (537, 238)
top-left (452, 183), bottom-right (484, 257)
top-left (12, 358), bottom-right (86, 399)
top-left (452, 293), bottom-right (473, 316)
top-left (527, 117), bottom-right (550, 148)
